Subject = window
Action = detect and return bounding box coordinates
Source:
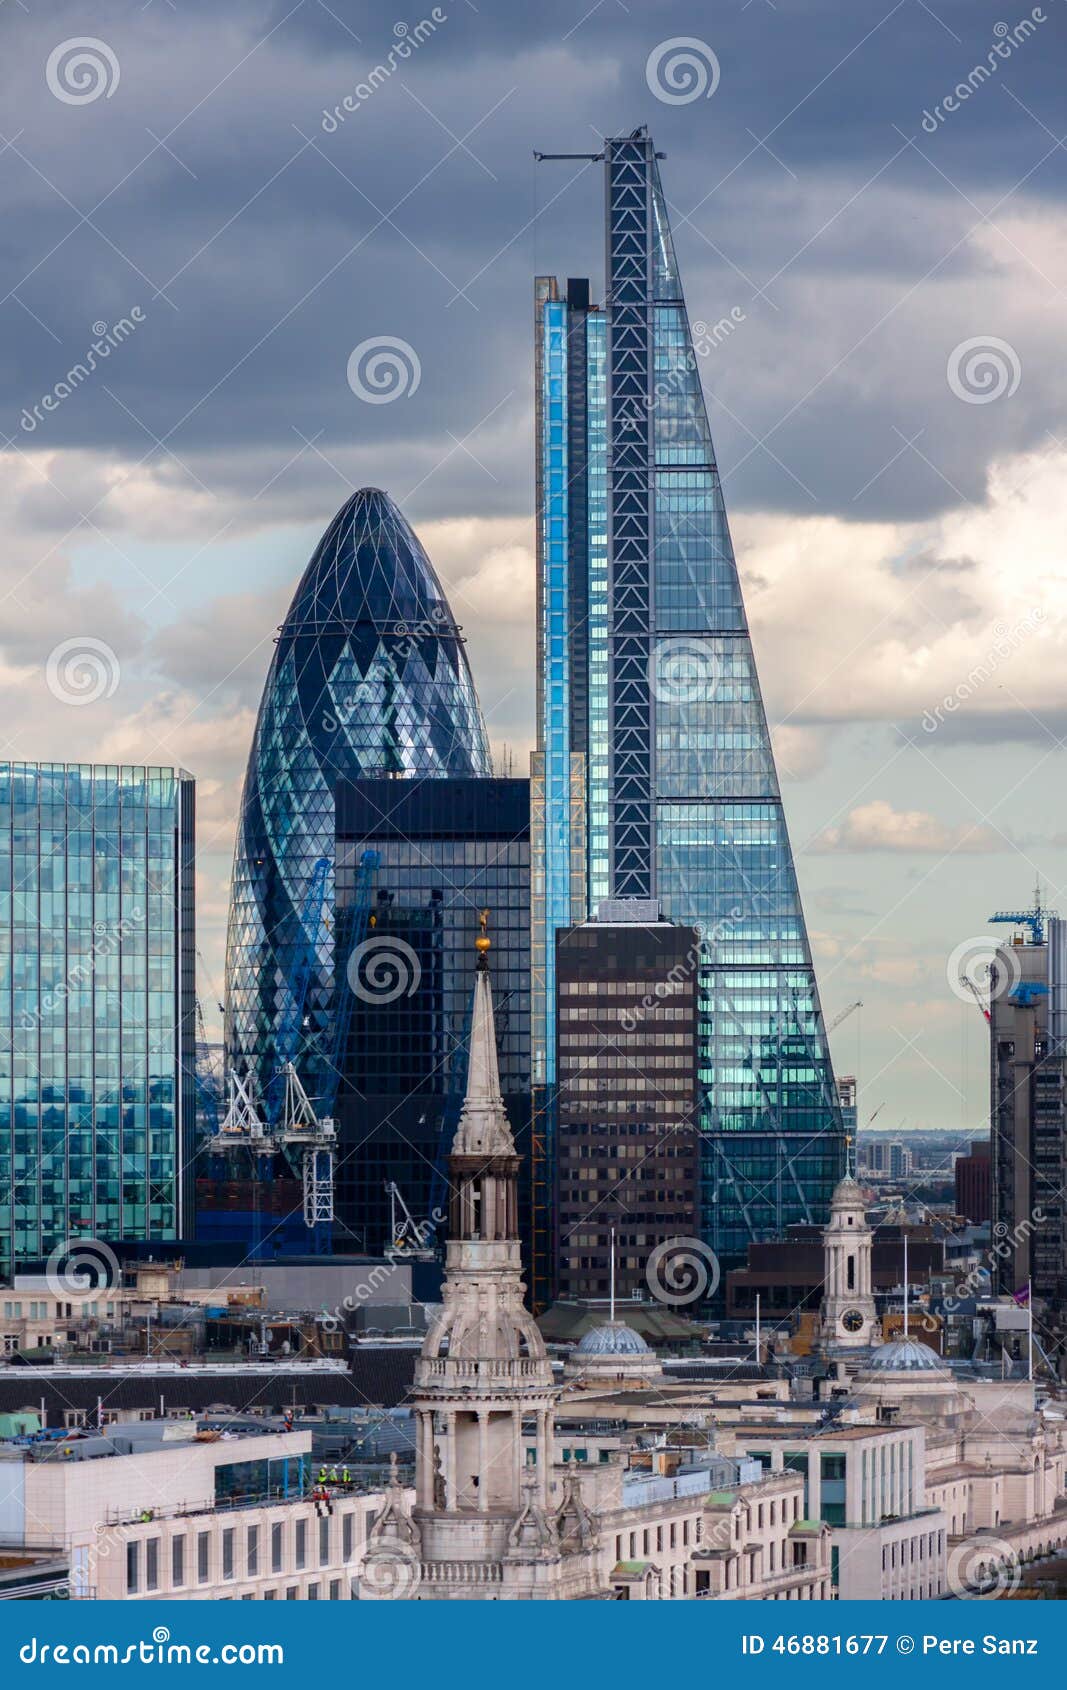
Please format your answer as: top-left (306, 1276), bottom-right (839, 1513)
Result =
top-left (271, 1522), bottom-right (283, 1574)
top-left (329, 1579), bottom-right (342, 1601)
top-left (247, 1526), bottom-right (259, 1578)
top-left (264, 1590), bottom-right (276, 1601)
top-left (145, 1538), bottom-right (159, 1593)
top-left (285, 1586), bottom-right (298, 1601)
top-left (171, 1536), bottom-right (185, 1588)
top-left (308, 1583), bottom-right (320, 1600)
top-left (342, 1515), bottom-right (354, 1562)
top-left (197, 1532), bottom-right (210, 1585)
top-left (126, 1542), bottom-right (140, 1594)
top-left (295, 1519), bottom-right (306, 1570)
top-left (319, 1515), bottom-right (330, 1567)
top-left (222, 1529), bottom-right (235, 1581)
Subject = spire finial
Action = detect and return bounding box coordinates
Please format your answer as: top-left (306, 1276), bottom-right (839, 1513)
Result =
top-left (475, 907), bottom-right (491, 971)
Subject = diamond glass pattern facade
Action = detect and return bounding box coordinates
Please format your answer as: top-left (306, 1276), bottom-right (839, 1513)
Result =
top-left (0, 762), bottom-right (196, 1276)
top-left (534, 130), bottom-right (844, 1271)
top-left (225, 488), bottom-right (491, 1115)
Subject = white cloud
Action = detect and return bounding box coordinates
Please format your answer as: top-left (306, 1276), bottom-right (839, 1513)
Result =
top-left (812, 799), bottom-right (1005, 854)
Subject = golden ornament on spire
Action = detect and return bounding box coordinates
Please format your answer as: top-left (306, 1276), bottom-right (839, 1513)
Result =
top-left (475, 908), bottom-right (491, 958)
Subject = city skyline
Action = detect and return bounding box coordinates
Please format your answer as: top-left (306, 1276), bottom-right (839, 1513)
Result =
top-left (2, 0), bottom-right (1066, 1140)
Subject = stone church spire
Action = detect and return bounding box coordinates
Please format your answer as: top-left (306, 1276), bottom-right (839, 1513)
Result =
top-left (362, 921), bottom-right (602, 1598)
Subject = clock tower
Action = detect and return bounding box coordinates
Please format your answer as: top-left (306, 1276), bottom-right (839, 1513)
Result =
top-left (820, 1168), bottom-right (878, 1351)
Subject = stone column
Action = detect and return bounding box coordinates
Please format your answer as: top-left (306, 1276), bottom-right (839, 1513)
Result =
top-left (478, 1411), bottom-right (489, 1512)
top-left (445, 1411), bottom-right (457, 1510)
top-left (416, 1412), bottom-right (432, 1508)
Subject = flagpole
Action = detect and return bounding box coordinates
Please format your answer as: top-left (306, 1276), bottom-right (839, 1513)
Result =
top-left (610, 1226), bottom-right (616, 1325)
top-left (1028, 1279), bottom-right (1033, 1383)
top-left (903, 1230), bottom-right (908, 1339)
top-left (756, 1293), bottom-right (761, 1366)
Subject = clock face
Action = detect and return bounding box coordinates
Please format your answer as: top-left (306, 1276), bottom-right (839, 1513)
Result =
top-left (842, 1309), bottom-right (865, 1333)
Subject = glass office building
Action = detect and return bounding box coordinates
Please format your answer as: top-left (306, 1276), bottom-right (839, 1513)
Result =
top-left (334, 776), bottom-right (530, 1256)
top-left (534, 129), bottom-right (843, 1272)
top-left (0, 762), bottom-right (196, 1276)
top-left (225, 488), bottom-right (492, 1118)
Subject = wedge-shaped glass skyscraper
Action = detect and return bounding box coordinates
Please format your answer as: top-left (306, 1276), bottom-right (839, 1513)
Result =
top-left (533, 129), bottom-right (843, 1267)
top-left (226, 488), bottom-right (491, 1112)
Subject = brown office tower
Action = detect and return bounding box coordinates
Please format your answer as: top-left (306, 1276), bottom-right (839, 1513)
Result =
top-left (555, 906), bottom-right (699, 1301)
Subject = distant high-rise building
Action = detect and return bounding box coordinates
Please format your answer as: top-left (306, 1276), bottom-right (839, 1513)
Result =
top-left (555, 909), bottom-right (699, 1301)
top-left (225, 488), bottom-right (491, 1123)
top-left (532, 127), bottom-right (842, 1290)
top-left (0, 762), bottom-right (196, 1275)
top-left (888, 1140), bottom-right (912, 1181)
top-left (332, 776), bottom-right (530, 1256)
top-left (989, 919), bottom-right (1067, 1306)
top-left (955, 1138), bottom-right (991, 1224)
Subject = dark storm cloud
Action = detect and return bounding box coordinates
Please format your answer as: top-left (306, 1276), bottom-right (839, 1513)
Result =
top-left (1, 0), bottom-right (1065, 521)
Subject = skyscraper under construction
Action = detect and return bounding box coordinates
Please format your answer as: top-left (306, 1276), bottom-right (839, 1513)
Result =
top-left (532, 128), bottom-right (844, 1296)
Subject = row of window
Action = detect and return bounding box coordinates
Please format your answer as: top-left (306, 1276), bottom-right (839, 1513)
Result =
top-left (125, 1511), bottom-right (364, 1594)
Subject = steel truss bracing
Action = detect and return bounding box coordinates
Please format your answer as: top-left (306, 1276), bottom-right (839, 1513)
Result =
top-left (606, 135), bottom-right (655, 899)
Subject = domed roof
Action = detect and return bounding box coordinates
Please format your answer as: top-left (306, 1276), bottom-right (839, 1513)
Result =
top-left (830, 1173), bottom-right (866, 1207)
top-left (865, 1337), bottom-right (944, 1373)
top-left (226, 487), bottom-right (491, 1112)
top-left (575, 1321), bottom-right (650, 1357)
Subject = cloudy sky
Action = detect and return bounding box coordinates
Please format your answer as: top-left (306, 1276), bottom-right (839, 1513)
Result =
top-left (3, 0), bottom-right (1066, 1134)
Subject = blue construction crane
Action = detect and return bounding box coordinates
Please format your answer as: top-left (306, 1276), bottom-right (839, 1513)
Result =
top-left (989, 882), bottom-right (1057, 947)
top-left (267, 854), bottom-right (333, 1125)
top-left (318, 848), bottom-right (380, 1121)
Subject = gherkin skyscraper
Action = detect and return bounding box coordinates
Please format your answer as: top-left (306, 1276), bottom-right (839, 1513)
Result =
top-left (225, 488), bottom-right (491, 1113)
top-left (533, 129), bottom-right (844, 1285)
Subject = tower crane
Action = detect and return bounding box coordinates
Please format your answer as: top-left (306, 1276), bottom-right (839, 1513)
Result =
top-left (827, 999), bottom-right (863, 1033)
top-left (988, 880), bottom-right (1057, 946)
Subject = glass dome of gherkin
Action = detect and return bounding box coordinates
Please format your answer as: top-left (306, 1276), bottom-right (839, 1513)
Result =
top-left (225, 487), bottom-right (491, 1110)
